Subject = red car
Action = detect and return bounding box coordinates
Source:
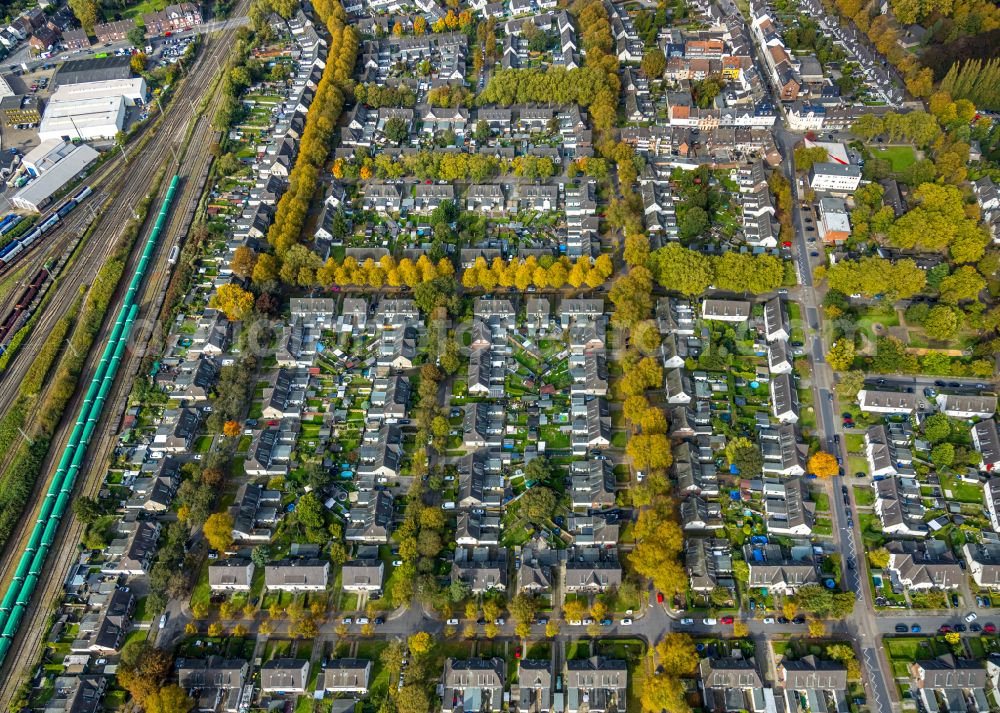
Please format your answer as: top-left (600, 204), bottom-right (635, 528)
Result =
top-left (721, 616), bottom-right (734, 624)
top-left (985, 624), bottom-right (996, 634)
top-left (515, 646), bottom-right (522, 659)
top-left (939, 625), bottom-right (952, 633)
top-left (656, 592), bottom-right (664, 604)
top-left (782, 241), bottom-right (792, 247)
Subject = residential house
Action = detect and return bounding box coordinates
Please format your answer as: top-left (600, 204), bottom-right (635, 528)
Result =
top-left (323, 659), bottom-right (373, 695)
top-left (208, 559), bottom-right (255, 592)
top-left (973, 420), bottom-right (1000, 473)
top-left (744, 542), bottom-right (818, 594)
top-left (763, 478), bottom-right (813, 536)
top-left (777, 656), bottom-right (848, 713)
top-left (762, 296), bottom-right (789, 342)
top-left (564, 657), bottom-right (627, 713)
top-left (264, 558), bottom-right (330, 592)
top-left (178, 658), bottom-right (248, 713)
top-left (702, 298), bottom-right (751, 322)
top-left (873, 476), bottom-right (927, 538)
top-left (770, 373), bottom-right (799, 424)
top-left (261, 659), bottom-right (310, 695)
top-left (886, 539), bottom-right (963, 591)
top-left (857, 389), bottom-right (916, 415)
top-left (569, 460), bottom-right (615, 509)
top-left (686, 538), bottom-right (735, 592)
top-left (936, 394), bottom-right (997, 420)
top-left (442, 659), bottom-right (505, 713)
top-left (699, 657), bottom-right (767, 713)
top-left (963, 542), bottom-right (1000, 589)
top-left (515, 660), bottom-right (552, 713)
top-left (909, 655), bottom-right (990, 713)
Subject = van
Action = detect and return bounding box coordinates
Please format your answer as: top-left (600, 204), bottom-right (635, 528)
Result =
top-left (442, 501), bottom-right (456, 510)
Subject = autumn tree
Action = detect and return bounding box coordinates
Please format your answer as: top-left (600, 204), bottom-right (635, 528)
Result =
top-left (231, 246), bottom-right (257, 278)
top-left (203, 512), bottom-right (234, 552)
top-left (629, 500), bottom-right (685, 598)
top-left (214, 283), bottom-right (255, 321)
top-left (222, 420), bottom-right (241, 438)
top-left (808, 451), bottom-right (839, 478)
top-left (408, 631), bottom-right (434, 656)
top-left (868, 547), bottom-right (890, 568)
top-left (145, 685), bottom-right (194, 713)
top-left (826, 340), bottom-right (855, 371)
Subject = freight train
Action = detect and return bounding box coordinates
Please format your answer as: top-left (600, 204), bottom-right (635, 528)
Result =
top-left (0, 186), bottom-right (93, 271)
top-left (0, 176), bottom-right (179, 665)
top-left (0, 268), bottom-right (48, 347)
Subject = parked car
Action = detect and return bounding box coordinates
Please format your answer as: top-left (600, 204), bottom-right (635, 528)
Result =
top-left (721, 616), bottom-right (734, 624)
top-left (895, 624), bottom-right (908, 633)
top-left (910, 624), bottom-right (921, 633)
top-left (679, 618), bottom-right (694, 625)
top-left (703, 618), bottom-right (717, 625)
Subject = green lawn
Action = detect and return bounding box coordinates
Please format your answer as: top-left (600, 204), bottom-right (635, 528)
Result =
top-left (109, 0), bottom-right (168, 21)
top-left (874, 146), bottom-right (916, 172)
top-left (853, 485), bottom-right (875, 506)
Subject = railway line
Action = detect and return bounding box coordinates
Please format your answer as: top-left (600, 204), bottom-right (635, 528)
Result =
top-left (0, 3), bottom-right (245, 702)
top-left (0, 1), bottom-right (243, 457)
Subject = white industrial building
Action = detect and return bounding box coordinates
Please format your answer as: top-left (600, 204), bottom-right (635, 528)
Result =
top-left (11, 143), bottom-right (99, 212)
top-left (22, 138), bottom-right (83, 177)
top-left (38, 95), bottom-right (126, 143)
top-left (49, 77), bottom-right (147, 106)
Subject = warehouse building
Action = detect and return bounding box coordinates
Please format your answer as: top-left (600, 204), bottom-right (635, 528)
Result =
top-left (21, 138), bottom-right (83, 176)
top-left (52, 55), bottom-right (132, 88)
top-left (38, 95), bottom-right (126, 142)
top-left (11, 142), bottom-right (99, 212)
top-left (49, 77), bottom-right (147, 106)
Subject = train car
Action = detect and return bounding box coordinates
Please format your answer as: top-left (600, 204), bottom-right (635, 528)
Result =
top-left (55, 200), bottom-right (77, 219)
top-left (0, 240), bottom-right (18, 262)
top-left (0, 214), bottom-right (18, 232)
top-left (19, 229), bottom-right (41, 249)
top-left (1, 243), bottom-right (24, 264)
top-left (15, 286), bottom-right (37, 310)
top-left (0, 215), bottom-right (24, 237)
top-left (73, 186), bottom-right (92, 202)
top-left (167, 245), bottom-right (179, 265)
top-left (38, 215), bottom-right (59, 233)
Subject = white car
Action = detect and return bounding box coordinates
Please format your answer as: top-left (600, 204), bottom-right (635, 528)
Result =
top-left (620, 618), bottom-right (633, 626)
top-left (703, 617), bottom-right (717, 625)
top-left (569, 619), bottom-right (583, 626)
top-left (763, 617), bottom-right (775, 624)
top-left (446, 618), bottom-right (459, 626)
top-left (392, 560), bottom-right (403, 567)
top-left (965, 612), bottom-right (978, 622)
top-left (357, 617), bottom-right (370, 625)
top-left (679, 618), bottom-right (694, 625)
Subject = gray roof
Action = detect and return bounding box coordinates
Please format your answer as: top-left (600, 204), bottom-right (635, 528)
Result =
top-left (53, 55), bottom-right (132, 86)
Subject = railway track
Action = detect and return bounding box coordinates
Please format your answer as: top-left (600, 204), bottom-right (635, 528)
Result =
top-left (0, 5), bottom-right (246, 703)
top-left (0, 7), bottom-right (243, 474)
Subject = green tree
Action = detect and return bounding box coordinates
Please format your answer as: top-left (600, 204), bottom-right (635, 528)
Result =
top-left (679, 206), bottom-right (709, 240)
top-left (384, 116), bottom-right (409, 144)
top-left (922, 413), bottom-right (951, 444)
top-left (931, 443), bottom-right (955, 469)
top-left (652, 244), bottom-right (713, 296)
top-left (726, 437), bottom-right (763, 476)
top-left (520, 486), bottom-right (558, 522)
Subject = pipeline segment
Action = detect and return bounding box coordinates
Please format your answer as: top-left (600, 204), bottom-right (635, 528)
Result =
top-left (0, 175), bottom-right (180, 665)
